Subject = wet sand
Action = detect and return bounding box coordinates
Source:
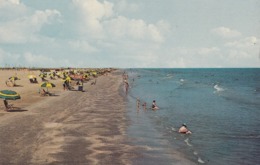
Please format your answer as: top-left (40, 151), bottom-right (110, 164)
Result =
top-left (0, 69), bottom-right (137, 164)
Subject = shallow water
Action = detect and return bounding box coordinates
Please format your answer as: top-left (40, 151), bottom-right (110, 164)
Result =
top-left (126, 68), bottom-right (260, 165)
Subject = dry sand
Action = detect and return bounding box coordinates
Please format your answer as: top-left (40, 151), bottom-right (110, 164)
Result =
top-left (0, 69), bottom-right (137, 164)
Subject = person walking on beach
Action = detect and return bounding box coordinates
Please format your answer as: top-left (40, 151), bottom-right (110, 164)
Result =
top-left (122, 72), bottom-right (129, 95)
top-left (122, 72), bottom-right (128, 81)
top-left (124, 80), bottom-right (129, 94)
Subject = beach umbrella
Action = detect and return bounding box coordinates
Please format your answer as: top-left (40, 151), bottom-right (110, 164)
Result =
top-left (40, 82), bottom-right (56, 88)
top-left (28, 75), bottom-right (36, 79)
top-left (65, 76), bottom-right (72, 82)
top-left (39, 72), bottom-right (47, 78)
top-left (9, 76), bottom-right (20, 81)
top-left (40, 82), bottom-right (55, 93)
top-left (71, 75), bottom-right (83, 81)
top-left (91, 71), bottom-right (97, 77)
top-left (0, 90), bottom-right (21, 100)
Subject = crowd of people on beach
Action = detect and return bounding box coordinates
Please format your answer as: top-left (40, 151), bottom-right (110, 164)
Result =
top-left (1, 68), bottom-right (114, 112)
top-left (122, 71), bottom-right (192, 135)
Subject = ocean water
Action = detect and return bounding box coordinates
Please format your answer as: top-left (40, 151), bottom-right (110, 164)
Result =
top-left (125, 68), bottom-right (260, 165)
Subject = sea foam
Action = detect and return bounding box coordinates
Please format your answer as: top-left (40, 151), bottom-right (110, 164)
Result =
top-left (184, 138), bottom-right (192, 147)
top-left (214, 84), bottom-right (224, 92)
top-left (198, 157), bottom-right (205, 164)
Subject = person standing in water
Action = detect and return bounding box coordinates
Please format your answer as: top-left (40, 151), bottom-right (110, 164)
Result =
top-left (152, 100), bottom-right (159, 110)
top-left (124, 80), bottom-right (129, 94)
top-left (136, 98), bottom-right (140, 109)
top-left (142, 102), bottom-right (147, 110)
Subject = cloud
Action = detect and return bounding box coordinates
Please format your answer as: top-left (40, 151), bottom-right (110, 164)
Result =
top-left (198, 47), bottom-right (220, 55)
top-left (72, 0), bottom-right (168, 43)
top-left (156, 46), bottom-right (245, 68)
top-left (0, 8), bottom-right (61, 43)
top-left (8, 0), bottom-right (19, 4)
top-left (211, 27), bottom-right (241, 38)
top-left (0, 0), bottom-right (20, 6)
top-left (224, 36), bottom-right (259, 66)
top-left (22, 52), bottom-right (73, 67)
top-left (68, 40), bottom-right (98, 53)
top-left (23, 52), bottom-right (55, 65)
top-left (227, 50), bottom-right (251, 59)
top-left (0, 49), bottom-right (55, 67)
top-left (165, 57), bottom-right (187, 68)
top-left (0, 0), bottom-right (27, 21)
top-left (3, 0), bottom-right (257, 68)
top-left (114, 0), bottom-right (139, 13)
top-left (72, 0), bottom-right (114, 38)
top-left (104, 16), bottom-right (165, 43)
top-left (0, 48), bottom-right (22, 67)
top-left (225, 36), bottom-right (258, 48)
top-left (0, 46), bottom-right (82, 67)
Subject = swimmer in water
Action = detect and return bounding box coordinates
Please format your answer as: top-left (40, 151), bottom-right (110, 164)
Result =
top-left (179, 123), bottom-right (192, 134)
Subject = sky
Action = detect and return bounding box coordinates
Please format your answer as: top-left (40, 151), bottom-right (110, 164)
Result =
top-left (0, 0), bottom-right (259, 68)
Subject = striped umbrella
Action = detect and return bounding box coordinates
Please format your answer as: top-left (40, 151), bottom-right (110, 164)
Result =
top-left (0, 90), bottom-right (21, 100)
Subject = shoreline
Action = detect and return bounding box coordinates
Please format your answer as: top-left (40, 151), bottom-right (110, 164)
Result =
top-left (124, 69), bottom-right (199, 165)
top-left (0, 68), bottom-right (197, 164)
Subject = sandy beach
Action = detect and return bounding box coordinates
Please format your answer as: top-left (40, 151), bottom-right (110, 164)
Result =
top-left (0, 69), bottom-right (138, 164)
top-left (0, 69), bottom-right (199, 165)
